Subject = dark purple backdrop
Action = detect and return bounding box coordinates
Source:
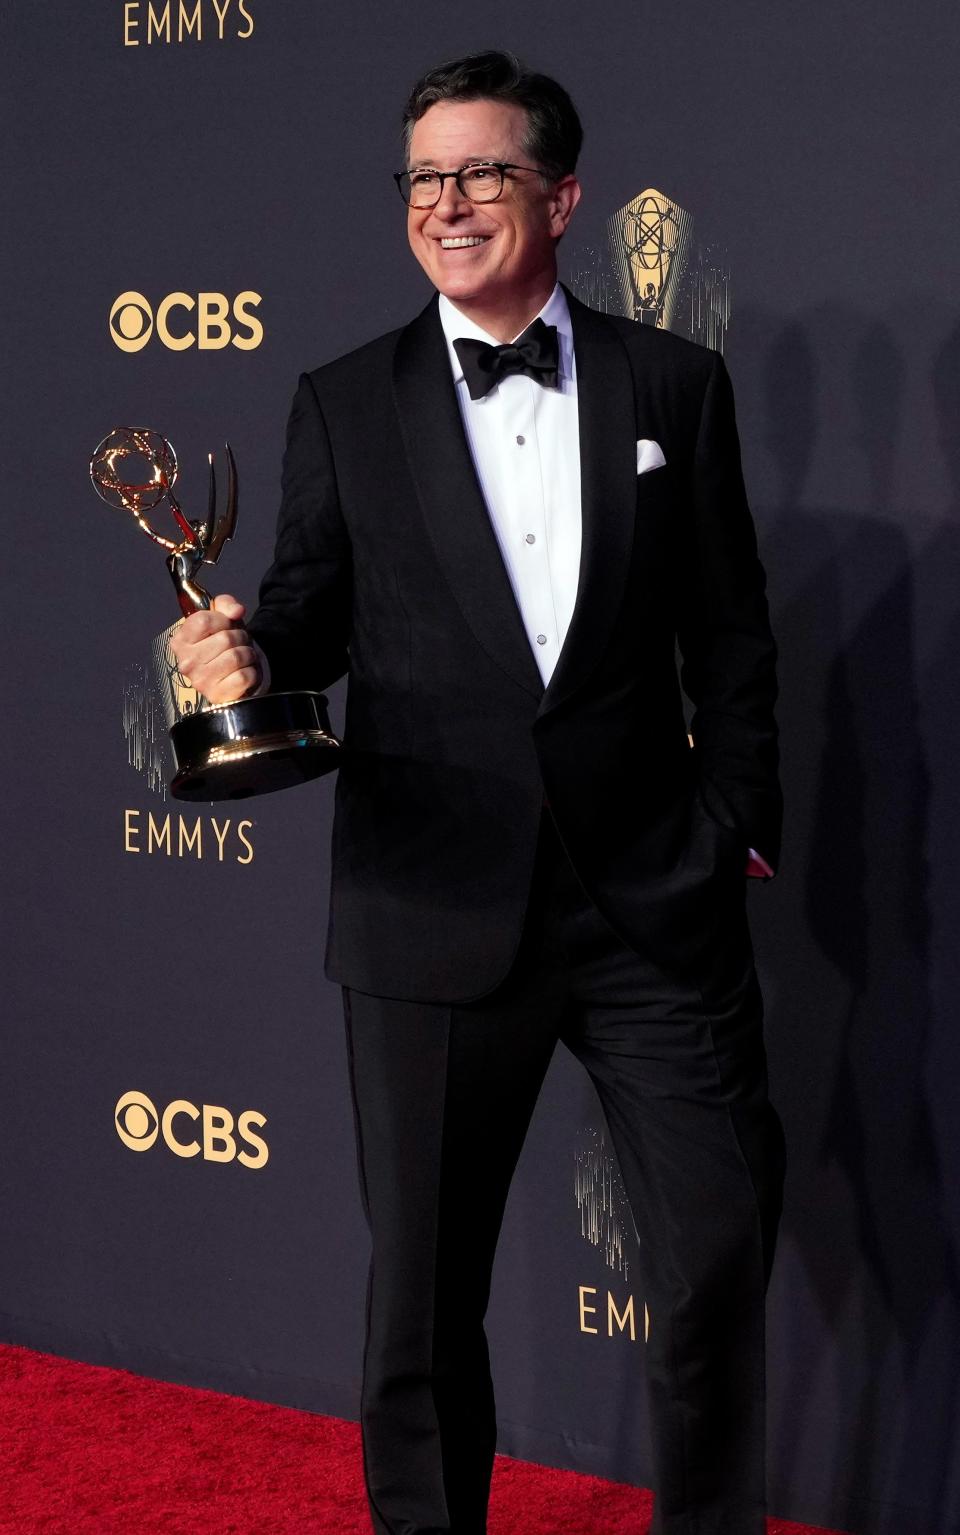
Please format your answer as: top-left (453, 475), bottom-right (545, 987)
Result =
top-left (3, 5), bottom-right (958, 1532)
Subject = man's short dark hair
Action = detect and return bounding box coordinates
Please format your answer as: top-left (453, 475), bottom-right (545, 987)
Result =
top-left (402, 50), bottom-right (583, 181)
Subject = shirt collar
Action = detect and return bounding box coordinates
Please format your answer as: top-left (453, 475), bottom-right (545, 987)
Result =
top-left (438, 282), bottom-right (574, 389)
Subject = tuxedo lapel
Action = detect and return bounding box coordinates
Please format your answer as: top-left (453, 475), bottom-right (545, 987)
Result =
top-left (537, 290), bottom-right (638, 718)
top-left (392, 290), bottom-right (639, 715)
top-left (392, 296), bottom-right (544, 701)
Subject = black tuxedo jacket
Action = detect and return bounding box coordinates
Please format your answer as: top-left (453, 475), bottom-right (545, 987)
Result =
top-left (248, 287), bottom-right (781, 1003)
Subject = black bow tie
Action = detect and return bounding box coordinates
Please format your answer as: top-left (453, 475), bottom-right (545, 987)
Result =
top-left (452, 317), bottom-right (560, 401)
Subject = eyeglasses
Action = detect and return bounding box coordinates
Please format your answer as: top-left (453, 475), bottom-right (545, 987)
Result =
top-left (393, 161), bottom-right (548, 209)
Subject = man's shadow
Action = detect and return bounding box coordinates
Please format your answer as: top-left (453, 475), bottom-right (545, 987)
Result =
top-left (738, 305), bottom-right (960, 1534)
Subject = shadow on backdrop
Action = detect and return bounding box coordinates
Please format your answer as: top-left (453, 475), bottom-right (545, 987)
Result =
top-left (735, 305), bottom-right (960, 1534)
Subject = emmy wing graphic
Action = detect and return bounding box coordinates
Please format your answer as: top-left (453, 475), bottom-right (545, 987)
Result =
top-left (566, 188), bottom-right (731, 1339)
top-left (568, 186), bottom-right (731, 352)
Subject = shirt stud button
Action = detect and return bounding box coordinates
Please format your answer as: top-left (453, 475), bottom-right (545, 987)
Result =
top-left (536, 633), bottom-right (547, 645)
top-left (525, 533), bottom-right (536, 544)
top-left (516, 434), bottom-right (526, 445)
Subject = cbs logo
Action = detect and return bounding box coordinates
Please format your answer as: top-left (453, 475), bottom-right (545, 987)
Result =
top-left (109, 290), bottom-right (263, 352)
top-left (115, 1089), bottom-right (269, 1169)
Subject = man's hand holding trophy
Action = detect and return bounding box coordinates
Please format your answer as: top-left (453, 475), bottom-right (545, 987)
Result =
top-left (171, 592), bottom-right (267, 707)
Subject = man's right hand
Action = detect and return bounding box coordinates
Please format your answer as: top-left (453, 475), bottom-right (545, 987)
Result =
top-left (169, 593), bottom-right (269, 704)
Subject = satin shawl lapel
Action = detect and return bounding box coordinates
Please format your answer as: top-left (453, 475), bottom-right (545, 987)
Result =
top-left (392, 296), bottom-right (544, 700)
top-left (537, 290), bottom-right (638, 718)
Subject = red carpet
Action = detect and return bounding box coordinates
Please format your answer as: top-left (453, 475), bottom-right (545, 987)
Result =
top-left (0, 1343), bottom-right (846, 1534)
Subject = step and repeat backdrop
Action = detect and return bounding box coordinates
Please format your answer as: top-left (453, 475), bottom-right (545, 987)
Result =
top-left (3, 5), bottom-right (958, 1533)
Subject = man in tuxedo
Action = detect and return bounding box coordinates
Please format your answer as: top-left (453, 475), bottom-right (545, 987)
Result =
top-left (172, 50), bottom-right (786, 1535)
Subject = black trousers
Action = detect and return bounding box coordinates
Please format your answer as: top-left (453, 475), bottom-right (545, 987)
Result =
top-left (342, 808), bottom-right (786, 1535)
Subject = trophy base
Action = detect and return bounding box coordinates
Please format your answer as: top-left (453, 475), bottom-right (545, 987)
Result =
top-left (169, 691), bottom-right (341, 801)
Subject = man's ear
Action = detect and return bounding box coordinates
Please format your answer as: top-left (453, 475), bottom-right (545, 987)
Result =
top-left (549, 174), bottom-right (582, 240)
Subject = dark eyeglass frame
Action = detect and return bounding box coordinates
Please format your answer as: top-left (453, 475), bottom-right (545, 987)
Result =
top-left (393, 160), bottom-right (549, 208)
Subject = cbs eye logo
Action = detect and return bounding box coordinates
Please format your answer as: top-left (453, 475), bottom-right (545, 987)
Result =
top-left (114, 1089), bottom-right (269, 1169)
top-left (109, 290), bottom-right (264, 352)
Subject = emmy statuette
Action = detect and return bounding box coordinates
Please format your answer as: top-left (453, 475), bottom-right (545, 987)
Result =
top-left (90, 426), bottom-right (341, 801)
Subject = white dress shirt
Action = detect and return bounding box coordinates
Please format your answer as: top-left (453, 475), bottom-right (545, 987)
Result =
top-left (438, 283), bottom-right (580, 686)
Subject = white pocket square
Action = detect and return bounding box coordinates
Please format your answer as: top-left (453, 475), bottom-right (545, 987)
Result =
top-left (636, 438), bottom-right (667, 474)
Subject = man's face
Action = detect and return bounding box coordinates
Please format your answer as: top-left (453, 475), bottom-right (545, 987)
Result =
top-left (405, 97), bottom-right (580, 313)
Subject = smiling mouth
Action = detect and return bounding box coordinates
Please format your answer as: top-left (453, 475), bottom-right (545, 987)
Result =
top-left (437, 235), bottom-right (491, 249)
